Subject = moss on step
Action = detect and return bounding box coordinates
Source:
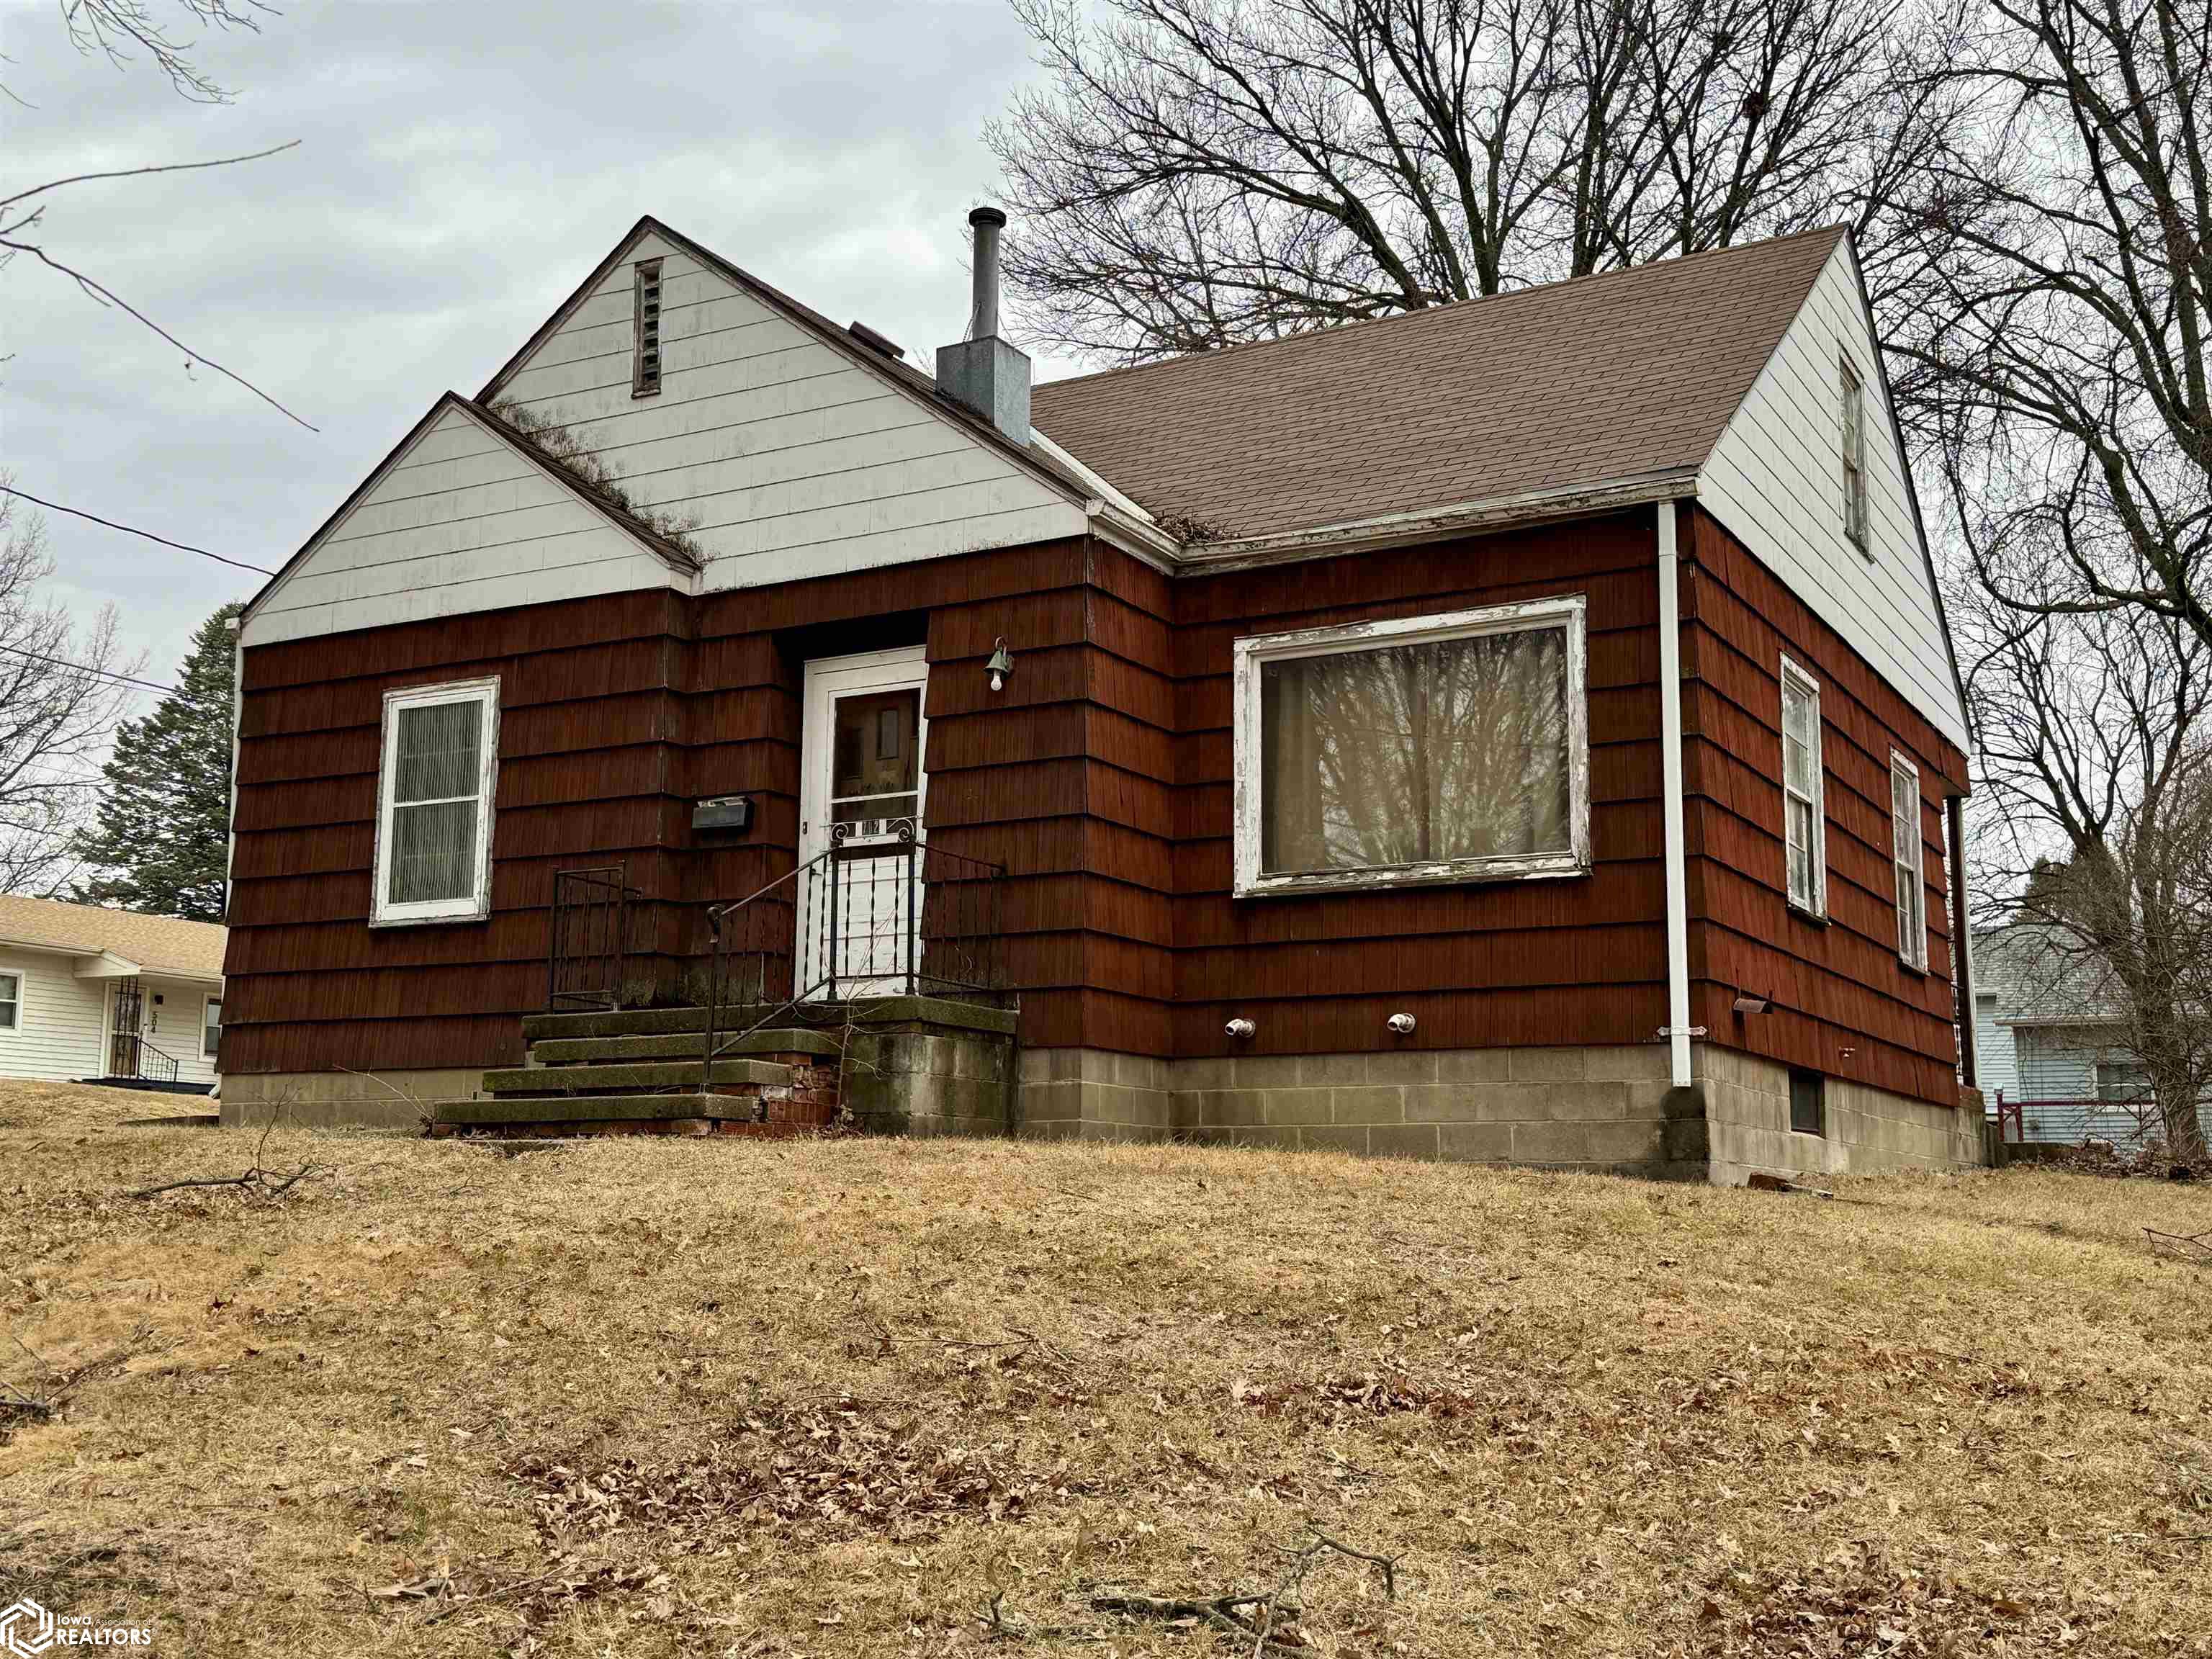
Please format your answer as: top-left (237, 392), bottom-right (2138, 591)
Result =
top-left (482, 1059), bottom-right (788, 1095)
top-left (526, 1030), bottom-right (840, 1066)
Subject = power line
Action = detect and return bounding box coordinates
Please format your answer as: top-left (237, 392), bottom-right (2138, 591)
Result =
top-left (0, 642), bottom-right (176, 695)
top-left (0, 485), bottom-right (276, 575)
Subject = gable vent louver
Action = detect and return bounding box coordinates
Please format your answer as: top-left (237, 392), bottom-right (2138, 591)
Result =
top-left (633, 258), bottom-right (663, 397)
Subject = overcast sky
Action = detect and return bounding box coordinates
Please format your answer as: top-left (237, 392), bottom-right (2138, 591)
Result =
top-left (2, 0), bottom-right (1074, 705)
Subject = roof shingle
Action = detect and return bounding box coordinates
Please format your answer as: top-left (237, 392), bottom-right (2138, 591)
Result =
top-left (1030, 227), bottom-right (1847, 542)
top-left (0, 896), bottom-right (226, 983)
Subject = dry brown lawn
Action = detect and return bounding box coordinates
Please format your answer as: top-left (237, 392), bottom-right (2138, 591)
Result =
top-left (1, 1078), bottom-right (2208, 1658)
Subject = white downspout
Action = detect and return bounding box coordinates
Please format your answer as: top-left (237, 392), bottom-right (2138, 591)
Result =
top-left (1657, 501), bottom-right (1694, 1089)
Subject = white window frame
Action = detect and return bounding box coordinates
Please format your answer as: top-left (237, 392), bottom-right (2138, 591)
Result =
top-left (1779, 655), bottom-right (1827, 917)
top-left (0, 967), bottom-right (22, 1037)
top-left (202, 994), bottom-right (222, 1060)
top-left (1231, 595), bottom-right (1591, 898)
top-left (371, 677), bottom-right (501, 927)
top-left (1840, 357), bottom-right (1870, 552)
top-left (1889, 750), bottom-right (1927, 970)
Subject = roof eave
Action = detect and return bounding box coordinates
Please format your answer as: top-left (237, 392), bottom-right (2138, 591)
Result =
top-left (1168, 471), bottom-right (1703, 574)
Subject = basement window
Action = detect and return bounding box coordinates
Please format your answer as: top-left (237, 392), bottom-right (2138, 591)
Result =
top-left (0, 970), bottom-right (19, 1032)
top-left (1789, 1068), bottom-right (1826, 1136)
top-left (372, 678), bottom-right (500, 927)
top-left (633, 258), bottom-right (664, 397)
top-left (1890, 752), bottom-right (1927, 970)
top-left (1840, 358), bottom-right (1869, 550)
top-left (1232, 597), bottom-right (1590, 896)
top-left (1779, 655), bottom-right (1826, 916)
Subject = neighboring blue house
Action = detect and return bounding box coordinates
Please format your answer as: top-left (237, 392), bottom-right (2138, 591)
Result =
top-left (1972, 924), bottom-right (2211, 1148)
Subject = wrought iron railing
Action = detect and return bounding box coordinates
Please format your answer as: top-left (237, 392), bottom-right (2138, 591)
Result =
top-left (109, 1034), bottom-right (180, 1084)
top-left (549, 864), bottom-right (644, 1011)
top-left (701, 822), bottom-right (1004, 1081)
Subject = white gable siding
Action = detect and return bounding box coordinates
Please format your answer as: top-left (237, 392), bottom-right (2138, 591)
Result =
top-left (1699, 240), bottom-right (1966, 751)
top-left (487, 233), bottom-right (1087, 593)
top-left (0, 953), bottom-right (109, 1083)
top-left (138, 976), bottom-right (220, 1086)
top-left (243, 403), bottom-right (690, 647)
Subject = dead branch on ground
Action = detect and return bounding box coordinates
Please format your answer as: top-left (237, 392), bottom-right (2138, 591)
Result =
top-left (1089, 1528), bottom-right (1401, 1654)
top-left (127, 1090), bottom-right (331, 1201)
top-left (2145, 1228), bottom-right (2212, 1266)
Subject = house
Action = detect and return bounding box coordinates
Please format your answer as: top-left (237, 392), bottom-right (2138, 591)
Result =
top-left (0, 894), bottom-right (225, 1092)
top-left (1972, 923), bottom-right (2212, 1149)
top-left (218, 210), bottom-right (1985, 1184)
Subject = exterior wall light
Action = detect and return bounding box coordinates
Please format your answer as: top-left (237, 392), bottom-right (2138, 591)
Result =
top-left (1224, 1017), bottom-right (1256, 1040)
top-left (1386, 1012), bottom-right (1416, 1034)
top-left (986, 637), bottom-right (1015, 692)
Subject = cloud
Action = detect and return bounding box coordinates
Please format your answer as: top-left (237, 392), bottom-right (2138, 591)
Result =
top-left (1, 0), bottom-right (1069, 697)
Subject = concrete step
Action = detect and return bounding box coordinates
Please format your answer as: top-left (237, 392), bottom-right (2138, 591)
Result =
top-left (518, 994), bottom-right (1017, 1045)
top-left (519, 1004), bottom-right (790, 1043)
top-left (439, 1092), bottom-right (760, 1128)
top-left (526, 1029), bottom-right (840, 1067)
top-left (483, 1058), bottom-right (789, 1097)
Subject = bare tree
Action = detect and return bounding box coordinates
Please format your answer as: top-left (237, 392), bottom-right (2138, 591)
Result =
top-left (989, 0), bottom-right (1916, 360)
top-left (50, 0), bottom-right (274, 104)
top-left (1884, 0), bottom-right (2211, 649)
top-left (0, 489), bottom-right (139, 896)
top-left (1964, 583), bottom-right (2212, 1164)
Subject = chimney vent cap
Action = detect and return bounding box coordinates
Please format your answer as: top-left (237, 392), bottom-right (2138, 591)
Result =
top-left (968, 205), bottom-right (1008, 229)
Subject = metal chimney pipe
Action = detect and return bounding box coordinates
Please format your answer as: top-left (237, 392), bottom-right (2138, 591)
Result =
top-left (968, 205), bottom-right (1006, 340)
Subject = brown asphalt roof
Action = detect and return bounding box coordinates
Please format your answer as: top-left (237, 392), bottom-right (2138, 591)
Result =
top-left (1030, 226), bottom-right (1848, 542)
top-left (0, 895), bottom-right (226, 982)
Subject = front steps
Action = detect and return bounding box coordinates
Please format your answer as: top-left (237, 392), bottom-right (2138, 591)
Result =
top-left (433, 1010), bottom-right (846, 1139)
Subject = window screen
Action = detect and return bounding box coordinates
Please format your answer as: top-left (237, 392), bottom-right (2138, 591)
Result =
top-left (374, 680), bottom-right (498, 924)
top-left (1891, 754), bottom-right (1927, 968)
top-left (1841, 361), bottom-right (1869, 547)
top-left (1780, 660), bottom-right (1824, 912)
top-left (1258, 625), bottom-right (1572, 877)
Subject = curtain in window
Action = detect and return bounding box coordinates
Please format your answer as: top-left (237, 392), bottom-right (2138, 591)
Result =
top-left (388, 700), bottom-right (483, 904)
top-left (1890, 762), bottom-right (1925, 962)
top-left (1781, 676), bottom-right (1819, 905)
top-left (1259, 628), bottom-right (1570, 875)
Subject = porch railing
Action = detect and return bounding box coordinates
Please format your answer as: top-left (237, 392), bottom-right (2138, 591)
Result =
top-left (701, 824), bottom-right (1004, 1080)
top-left (548, 863), bottom-right (644, 1011)
top-left (109, 1034), bottom-right (180, 1084)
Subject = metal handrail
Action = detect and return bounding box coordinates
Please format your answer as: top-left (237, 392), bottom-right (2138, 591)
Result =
top-left (549, 864), bottom-right (644, 1011)
top-left (113, 1034), bottom-right (181, 1084)
top-left (701, 826), bottom-right (1005, 1087)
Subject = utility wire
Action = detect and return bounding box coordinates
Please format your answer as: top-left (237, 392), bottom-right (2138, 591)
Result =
top-left (0, 642), bottom-right (176, 695)
top-left (0, 485), bottom-right (276, 574)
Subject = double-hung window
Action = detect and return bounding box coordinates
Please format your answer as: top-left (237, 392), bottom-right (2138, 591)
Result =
top-left (1779, 656), bottom-right (1825, 915)
top-left (1840, 359), bottom-right (1870, 549)
top-left (0, 970), bottom-right (19, 1032)
top-left (372, 678), bottom-right (500, 926)
top-left (1889, 751), bottom-right (1927, 968)
top-left (1233, 597), bottom-right (1590, 896)
top-left (202, 997), bottom-right (222, 1061)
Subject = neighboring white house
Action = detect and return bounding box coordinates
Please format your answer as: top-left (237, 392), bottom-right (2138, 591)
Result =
top-left (1972, 923), bottom-right (2211, 1148)
top-left (0, 896), bottom-right (225, 1092)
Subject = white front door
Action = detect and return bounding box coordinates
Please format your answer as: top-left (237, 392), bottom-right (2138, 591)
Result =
top-left (798, 647), bottom-right (930, 999)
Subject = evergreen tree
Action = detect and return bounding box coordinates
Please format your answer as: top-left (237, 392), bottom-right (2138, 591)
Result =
top-left (74, 603), bottom-right (241, 921)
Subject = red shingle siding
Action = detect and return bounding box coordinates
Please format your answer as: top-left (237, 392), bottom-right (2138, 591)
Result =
top-left (1681, 505), bottom-right (1963, 1105)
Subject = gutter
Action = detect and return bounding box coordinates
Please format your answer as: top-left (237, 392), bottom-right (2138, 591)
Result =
top-left (1657, 499), bottom-right (1695, 1089)
top-left (1169, 471), bottom-right (1701, 575)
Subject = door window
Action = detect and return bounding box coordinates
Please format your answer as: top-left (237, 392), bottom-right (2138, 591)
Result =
top-left (830, 687), bottom-right (920, 835)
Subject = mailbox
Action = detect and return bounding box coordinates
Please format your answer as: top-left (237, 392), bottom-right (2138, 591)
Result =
top-left (692, 795), bottom-right (753, 833)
